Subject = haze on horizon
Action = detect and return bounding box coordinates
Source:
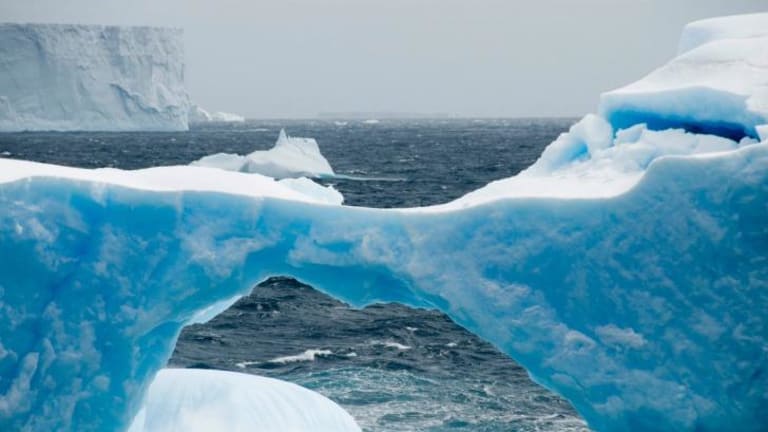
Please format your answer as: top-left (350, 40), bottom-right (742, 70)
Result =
top-left (1, 0), bottom-right (765, 119)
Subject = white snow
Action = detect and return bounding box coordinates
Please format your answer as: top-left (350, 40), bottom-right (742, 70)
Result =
top-left (0, 159), bottom-right (340, 206)
top-left (450, 118), bottom-right (751, 208)
top-left (678, 13), bottom-right (768, 54)
top-left (192, 129), bottom-right (336, 179)
top-left (279, 177), bottom-right (344, 205)
top-left (128, 369), bottom-right (360, 432)
top-left (758, 124), bottom-right (768, 141)
top-left (0, 23), bottom-right (189, 132)
top-left (600, 13), bottom-right (768, 139)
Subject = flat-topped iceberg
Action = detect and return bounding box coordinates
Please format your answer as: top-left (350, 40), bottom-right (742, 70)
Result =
top-left (128, 369), bottom-right (360, 432)
top-left (192, 129), bottom-right (336, 179)
top-left (0, 13), bottom-right (767, 432)
top-left (0, 23), bottom-right (190, 132)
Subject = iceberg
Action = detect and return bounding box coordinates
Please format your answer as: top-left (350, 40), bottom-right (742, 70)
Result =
top-left (0, 23), bottom-right (190, 132)
top-left (0, 13), bottom-right (767, 432)
top-left (192, 129), bottom-right (336, 179)
top-left (128, 369), bottom-right (360, 432)
top-left (600, 13), bottom-right (768, 140)
top-left (188, 104), bottom-right (245, 123)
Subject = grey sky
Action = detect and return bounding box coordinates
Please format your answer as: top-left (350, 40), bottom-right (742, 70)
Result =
top-left (1, 0), bottom-right (765, 118)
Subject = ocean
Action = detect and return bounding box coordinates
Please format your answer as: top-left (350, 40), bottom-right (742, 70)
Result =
top-left (0, 118), bottom-right (588, 432)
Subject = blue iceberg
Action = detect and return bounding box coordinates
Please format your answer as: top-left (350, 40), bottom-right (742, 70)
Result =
top-left (1, 13), bottom-right (767, 432)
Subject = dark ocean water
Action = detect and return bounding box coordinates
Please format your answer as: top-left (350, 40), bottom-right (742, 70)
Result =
top-left (0, 118), bottom-right (588, 431)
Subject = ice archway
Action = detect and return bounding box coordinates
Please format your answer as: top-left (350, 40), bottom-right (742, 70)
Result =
top-left (1, 138), bottom-right (767, 432)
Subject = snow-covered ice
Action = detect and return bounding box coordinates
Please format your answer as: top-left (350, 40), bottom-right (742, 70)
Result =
top-left (0, 23), bottom-right (190, 132)
top-left (0, 13), bottom-right (767, 432)
top-left (677, 12), bottom-right (768, 54)
top-left (453, 116), bottom-right (751, 207)
top-left (600, 13), bottom-right (768, 140)
top-left (128, 369), bottom-right (360, 432)
top-left (2, 132), bottom-right (765, 431)
top-left (192, 129), bottom-right (336, 179)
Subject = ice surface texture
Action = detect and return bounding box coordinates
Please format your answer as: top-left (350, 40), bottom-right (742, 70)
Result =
top-left (1, 13), bottom-right (767, 432)
top-left (0, 24), bottom-right (190, 132)
top-left (1, 135), bottom-right (766, 431)
top-left (600, 13), bottom-right (768, 140)
top-left (192, 129), bottom-right (337, 179)
top-left (127, 369), bottom-right (360, 432)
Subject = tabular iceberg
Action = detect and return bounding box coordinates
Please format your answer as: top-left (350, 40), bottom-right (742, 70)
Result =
top-left (0, 13), bottom-right (767, 432)
top-left (192, 129), bottom-right (336, 179)
top-left (0, 23), bottom-right (190, 132)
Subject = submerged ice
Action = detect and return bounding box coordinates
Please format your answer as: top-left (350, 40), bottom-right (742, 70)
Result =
top-left (0, 13), bottom-right (767, 432)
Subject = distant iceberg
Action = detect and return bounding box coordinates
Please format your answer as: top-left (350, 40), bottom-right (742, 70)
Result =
top-left (192, 129), bottom-right (336, 179)
top-left (0, 23), bottom-right (190, 132)
top-left (0, 13), bottom-right (767, 432)
top-left (188, 104), bottom-right (245, 123)
top-left (128, 369), bottom-right (360, 432)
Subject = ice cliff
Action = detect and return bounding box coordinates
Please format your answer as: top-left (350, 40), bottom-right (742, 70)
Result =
top-left (0, 13), bottom-right (767, 432)
top-left (0, 23), bottom-right (190, 132)
top-left (192, 129), bottom-right (337, 179)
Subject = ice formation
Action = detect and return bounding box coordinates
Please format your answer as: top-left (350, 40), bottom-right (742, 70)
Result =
top-left (0, 23), bottom-right (190, 132)
top-left (192, 129), bottom-right (336, 179)
top-left (0, 13), bottom-right (767, 432)
top-left (128, 369), bottom-right (360, 432)
top-left (600, 13), bottom-right (768, 140)
top-left (188, 104), bottom-right (245, 123)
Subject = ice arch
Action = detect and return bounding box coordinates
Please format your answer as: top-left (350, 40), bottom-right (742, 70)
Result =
top-left (0, 140), bottom-right (767, 432)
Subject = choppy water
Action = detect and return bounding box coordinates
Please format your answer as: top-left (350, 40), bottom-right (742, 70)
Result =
top-left (0, 118), bottom-right (588, 431)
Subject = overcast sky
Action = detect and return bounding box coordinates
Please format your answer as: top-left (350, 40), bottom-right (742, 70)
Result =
top-left (1, 0), bottom-right (765, 118)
